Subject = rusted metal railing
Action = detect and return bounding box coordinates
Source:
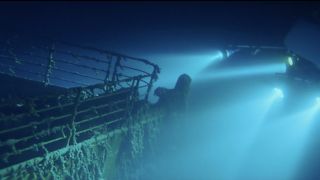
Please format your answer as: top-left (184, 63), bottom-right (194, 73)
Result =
top-left (0, 35), bottom-right (160, 177)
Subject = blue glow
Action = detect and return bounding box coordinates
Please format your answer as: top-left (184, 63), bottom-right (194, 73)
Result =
top-left (316, 97), bottom-right (320, 105)
top-left (147, 78), bottom-right (320, 180)
top-left (127, 51), bottom-right (317, 180)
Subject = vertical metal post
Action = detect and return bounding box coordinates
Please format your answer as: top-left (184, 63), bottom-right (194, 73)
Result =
top-left (126, 77), bottom-right (137, 118)
top-left (111, 56), bottom-right (121, 90)
top-left (104, 54), bottom-right (112, 83)
top-left (103, 54), bottom-right (113, 93)
top-left (67, 87), bottom-right (82, 146)
top-left (44, 42), bottom-right (55, 87)
top-left (144, 66), bottom-right (159, 101)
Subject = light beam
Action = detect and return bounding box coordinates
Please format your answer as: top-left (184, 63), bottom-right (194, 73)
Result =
top-left (196, 63), bottom-right (287, 82)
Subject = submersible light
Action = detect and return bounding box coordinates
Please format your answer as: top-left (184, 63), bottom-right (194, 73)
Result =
top-left (221, 49), bottom-right (239, 59)
top-left (273, 88), bottom-right (284, 99)
top-left (287, 56), bottom-right (294, 66)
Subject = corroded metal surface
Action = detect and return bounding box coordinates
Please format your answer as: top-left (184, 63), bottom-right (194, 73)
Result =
top-left (0, 36), bottom-right (161, 179)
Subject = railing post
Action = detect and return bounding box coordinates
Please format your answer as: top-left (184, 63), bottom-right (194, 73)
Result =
top-left (104, 54), bottom-right (112, 82)
top-left (67, 87), bottom-right (82, 146)
top-left (144, 65), bottom-right (160, 101)
top-left (111, 56), bottom-right (121, 90)
top-left (103, 54), bottom-right (113, 93)
top-left (44, 42), bottom-right (55, 87)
